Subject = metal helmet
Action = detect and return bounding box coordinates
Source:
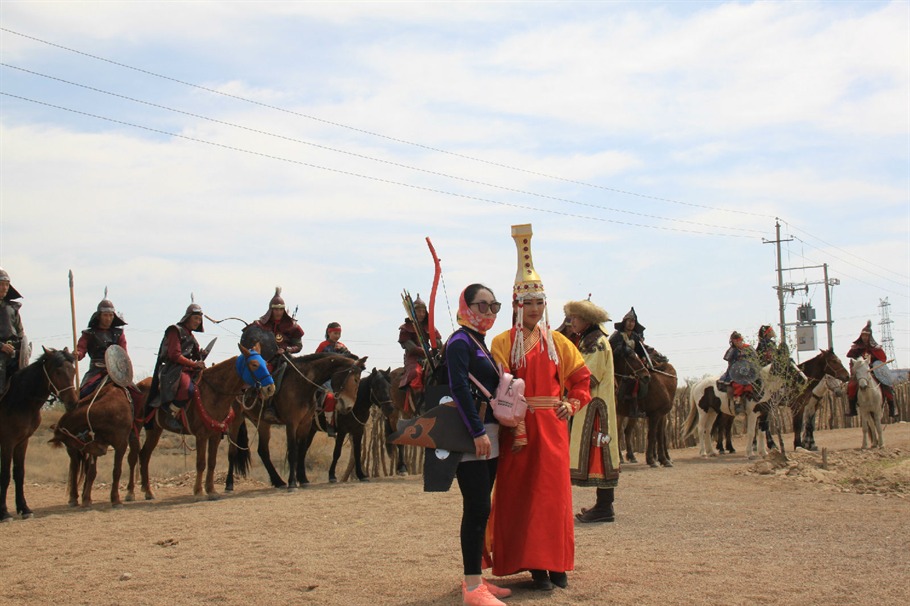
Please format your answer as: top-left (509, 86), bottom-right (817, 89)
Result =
top-left (269, 286), bottom-right (286, 309)
top-left (88, 288), bottom-right (126, 328)
top-left (0, 267), bottom-right (22, 301)
top-left (178, 302), bottom-right (205, 332)
top-left (413, 294), bottom-right (427, 309)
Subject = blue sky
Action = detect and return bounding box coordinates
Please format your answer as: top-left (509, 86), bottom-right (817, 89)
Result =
top-left (1, 1), bottom-right (907, 382)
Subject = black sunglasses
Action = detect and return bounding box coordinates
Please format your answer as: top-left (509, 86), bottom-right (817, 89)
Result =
top-left (470, 301), bottom-right (502, 314)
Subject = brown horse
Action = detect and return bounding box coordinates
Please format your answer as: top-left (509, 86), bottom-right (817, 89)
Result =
top-left (225, 353), bottom-right (365, 491)
top-left (1, 347), bottom-right (78, 521)
top-left (127, 356), bottom-right (267, 501)
top-left (614, 354), bottom-right (677, 468)
top-left (49, 380), bottom-right (140, 509)
top-left (787, 349), bottom-right (850, 451)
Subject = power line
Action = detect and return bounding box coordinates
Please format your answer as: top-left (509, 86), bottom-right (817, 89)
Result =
top-left (0, 91), bottom-right (755, 238)
top-left (0, 62), bottom-right (764, 235)
top-left (0, 27), bottom-right (774, 220)
top-left (784, 219), bottom-right (909, 282)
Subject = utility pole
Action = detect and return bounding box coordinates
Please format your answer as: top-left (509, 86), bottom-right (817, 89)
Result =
top-left (822, 263), bottom-right (834, 349)
top-left (763, 219), bottom-right (794, 341)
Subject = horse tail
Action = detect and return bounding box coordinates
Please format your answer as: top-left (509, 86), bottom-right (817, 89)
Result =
top-left (233, 422), bottom-right (252, 478)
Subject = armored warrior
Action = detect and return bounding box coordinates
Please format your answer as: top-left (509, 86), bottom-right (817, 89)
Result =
top-left (397, 295), bottom-right (441, 409)
top-left (254, 287), bottom-right (304, 395)
top-left (148, 302), bottom-right (206, 415)
top-left (608, 308), bottom-right (666, 418)
top-left (0, 268), bottom-right (27, 395)
top-left (846, 321), bottom-right (897, 419)
top-left (75, 293), bottom-right (128, 397)
top-left (315, 322), bottom-right (351, 437)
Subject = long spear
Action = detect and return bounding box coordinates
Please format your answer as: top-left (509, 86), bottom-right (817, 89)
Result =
top-left (68, 270), bottom-right (80, 390)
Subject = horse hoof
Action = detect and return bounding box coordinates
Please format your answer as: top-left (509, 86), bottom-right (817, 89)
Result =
top-left (224, 486), bottom-right (234, 493)
top-left (68, 501), bottom-right (78, 508)
top-left (662, 461), bottom-right (673, 468)
top-left (1, 516), bottom-right (12, 523)
top-left (125, 493), bottom-right (135, 502)
top-left (144, 493), bottom-right (155, 501)
top-left (358, 477), bottom-right (369, 483)
top-left (648, 462), bottom-right (659, 468)
top-left (207, 493), bottom-right (220, 502)
top-left (20, 512), bottom-right (33, 520)
top-left (112, 502), bottom-right (124, 509)
top-left (329, 478), bottom-right (337, 484)
top-left (627, 457), bottom-right (638, 464)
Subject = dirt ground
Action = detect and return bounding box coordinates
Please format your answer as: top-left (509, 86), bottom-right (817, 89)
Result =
top-left (2, 423), bottom-right (908, 606)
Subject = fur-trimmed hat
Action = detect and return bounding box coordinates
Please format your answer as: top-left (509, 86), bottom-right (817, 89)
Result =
top-left (563, 299), bottom-right (610, 326)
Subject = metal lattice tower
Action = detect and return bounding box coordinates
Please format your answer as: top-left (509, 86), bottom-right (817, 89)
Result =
top-left (879, 298), bottom-right (896, 364)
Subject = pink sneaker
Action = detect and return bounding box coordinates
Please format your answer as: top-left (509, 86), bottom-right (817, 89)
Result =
top-left (482, 578), bottom-right (511, 598)
top-left (462, 582), bottom-right (506, 606)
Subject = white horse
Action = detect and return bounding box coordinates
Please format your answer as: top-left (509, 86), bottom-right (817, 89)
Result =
top-left (682, 374), bottom-right (769, 458)
top-left (684, 360), bottom-right (808, 460)
top-left (853, 356), bottom-right (884, 449)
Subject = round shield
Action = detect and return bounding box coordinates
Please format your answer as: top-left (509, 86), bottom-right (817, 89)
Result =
top-left (18, 332), bottom-right (31, 369)
top-left (241, 324), bottom-right (278, 362)
top-left (871, 361), bottom-right (895, 387)
top-left (104, 344), bottom-right (134, 387)
top-left (729, 359), bottom-right (758, 384)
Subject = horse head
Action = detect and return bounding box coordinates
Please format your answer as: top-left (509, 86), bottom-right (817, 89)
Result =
top-left (616, 352), bottom-right (650, 384)
top-left (41, 346), bottom-right (78, 408)
top-left (331, 356), bottom-right (367, 415)
top-left (369, 367), bottom-right (394, 417)
top-left (853, 355), bottom-right (873, 389)
top-left (821, 349), bottom-right (850, 382)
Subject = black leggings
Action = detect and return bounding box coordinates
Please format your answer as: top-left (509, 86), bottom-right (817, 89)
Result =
top-left (455, 458), bottom-right (498, 575)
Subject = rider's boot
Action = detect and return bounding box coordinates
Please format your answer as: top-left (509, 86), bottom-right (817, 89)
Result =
top-left (846, 396), bottom-right (858, 417)
top-left (326, 411), bottom-right (336, 438)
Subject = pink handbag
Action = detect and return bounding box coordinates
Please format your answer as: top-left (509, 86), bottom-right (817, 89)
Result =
top-left (468, 364), bottom-right (527, 428)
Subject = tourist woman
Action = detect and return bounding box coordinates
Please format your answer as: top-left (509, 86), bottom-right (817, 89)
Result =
top-left (446, 283), bottom-right (510, 606)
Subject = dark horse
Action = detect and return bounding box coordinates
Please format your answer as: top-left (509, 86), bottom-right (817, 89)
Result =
top-left (1, 347), bottom-right (78, 521)
top-left (788, 349), bottom-right (850, 451)
top-left (50, 381), bottom-right (141, 509)
top-left (127, 356), bottom-right (269, 501)
top-left (225, 353), bottom-right (365, 491)
top-left (299, 367), bottom-right (393, 483)
top-left (614, 354), bottom-right (677, 468)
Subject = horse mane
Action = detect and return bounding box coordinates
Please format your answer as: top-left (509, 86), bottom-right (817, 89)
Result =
top-left (3, 349), bottom-right (73, 411)
top-left (296, 352), bottom-right (357, 364)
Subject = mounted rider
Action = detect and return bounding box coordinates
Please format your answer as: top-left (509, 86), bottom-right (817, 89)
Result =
top-left (718, 331), bottom-right (760, 413)
top-left (75, 293), bottom-right (129, 397)
top-left (148, 301), bottom-right (207, 415)
top-left (397, 294), bottom-right (441, 410)
top-left (0, 268), bottom-right (28, 397)
top-left (315, 322), bottom-right (351, 437)
top-left (608, 308), bottom-right (667, 418)
top-left (254, 287), bottom-right (304, 396)
top-left (846, 321), bottom-right (897, 419)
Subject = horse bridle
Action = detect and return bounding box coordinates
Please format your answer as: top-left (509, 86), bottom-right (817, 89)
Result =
top-left (614, 355), bottom-right (650, 381)
top-left (44, 358), bottom-right (76, 399)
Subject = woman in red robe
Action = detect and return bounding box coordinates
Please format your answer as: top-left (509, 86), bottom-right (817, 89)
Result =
top-left (487, 224), bottom-right (591, 591)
